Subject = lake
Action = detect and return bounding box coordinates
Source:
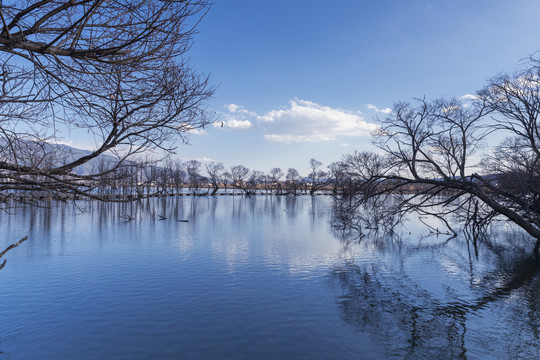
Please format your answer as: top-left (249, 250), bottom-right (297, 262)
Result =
top-left (0, 196), bottom-right (538, 359)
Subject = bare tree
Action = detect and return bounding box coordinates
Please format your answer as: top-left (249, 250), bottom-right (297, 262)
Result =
top-left (156, 158), bottom-right (174, 195)
top-left (184, 160), bottom-right (202, 193)
top-left (230, 165), bottom-right (256, 196)
top-left (258, 173), bottom-right (271, 195)
top-left (205, 161), bottom-right (224, 196)
top-left (308, 158), bottom-right (329, 195)
top-left (249, 170), bottom-right (264, 195)
top-left (0, 1), bottom-right (213, 200)
top-left (143, 164), bottom-right (159, 196)
top-left (327, 161), bottom-right (347, 196)
top-left (269, 167), bottom-right (284, 194)
top-left (222, 171), bottom-right (232, 192)
top-left (172, 160), bottom-right (185, 195)
top-left (340, 151), bottom-right (388, 199)
top-left (285, 167), bottom-right (300, 195)
top-left (342, 97), bottom-right (490, 239)
top-left (342, 58), bottom-right (540, 253)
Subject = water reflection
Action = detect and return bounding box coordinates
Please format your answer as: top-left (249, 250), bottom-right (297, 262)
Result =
top-left (328, 222), bottom-right (540, 359)
top-left (3, 195), bottom-right (339, 272)
top-left (1, 196), bottom-right (539, 359)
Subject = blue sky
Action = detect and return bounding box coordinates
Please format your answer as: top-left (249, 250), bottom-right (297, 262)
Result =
top-left (175, 0), bottom-right (540, 175)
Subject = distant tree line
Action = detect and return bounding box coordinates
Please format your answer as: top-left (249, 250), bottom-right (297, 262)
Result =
top-left (79, 157), bottom-right (340, 198)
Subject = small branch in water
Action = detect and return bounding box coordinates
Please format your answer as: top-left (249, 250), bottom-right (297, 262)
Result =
top-left (119, 213), bottom-right (134, 221)
top-left (0, 236), bottom-right (29, 270)
top-left (418, 215), bottom-right (456, 237)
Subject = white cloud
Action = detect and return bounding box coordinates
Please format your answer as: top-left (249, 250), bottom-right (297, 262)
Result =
top-left (213, 118), bottom-right (252, 130)
top-left (190, 129), bottom-right (207, 135)
top-left (219, 104), bottom-right (257, 131)
top-left (225, 103), bottom-right (256, 116)
top-left (258, 99), bottom-right (378, 143)
top-left (226, 119), bottom-right (252, 129)
top-left (461, 94), bottom-right (479, 100)
top-left (366, 104), bottom-right (392, 114)
top-left (257, 114), bottom-right (275, 123)
top-left (184, 125), bottom-right (207, 135)
top-left (264, 134), bottom-right (334, 143)
top-left (226, 104), bottom-right (240, 113)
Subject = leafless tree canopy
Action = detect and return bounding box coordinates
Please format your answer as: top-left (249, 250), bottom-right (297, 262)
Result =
top-left (340, 57), bottom-right (540, 253)
top-left (205, 161), bottom-right (224, 195)
top-left (0, 1), bottom-right (213, 199)
top-left (308, 158), bottom-right (328, 195)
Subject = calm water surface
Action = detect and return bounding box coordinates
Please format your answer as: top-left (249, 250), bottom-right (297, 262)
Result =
top-left (0, 196), bottom-right (538, 359)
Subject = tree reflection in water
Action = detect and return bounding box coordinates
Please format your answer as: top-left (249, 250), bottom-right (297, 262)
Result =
top-left (329, 203), bottom-right (540, 359)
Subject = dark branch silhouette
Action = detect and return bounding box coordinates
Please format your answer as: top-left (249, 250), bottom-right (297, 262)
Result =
top-left (339, 57), bottom-right (540, 253)
top-left (0, 1), bottom-right (213, 200)
top-left (0, 235), bottom-right (28, 270)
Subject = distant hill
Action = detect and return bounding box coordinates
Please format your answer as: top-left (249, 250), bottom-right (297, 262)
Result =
top-left (0, 139), bottom-right (120, 175)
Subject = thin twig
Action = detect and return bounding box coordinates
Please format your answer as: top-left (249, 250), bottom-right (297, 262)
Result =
top-left (0, 235), bottom-right (29, 270)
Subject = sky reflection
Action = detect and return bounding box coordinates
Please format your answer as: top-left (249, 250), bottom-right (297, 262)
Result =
top-left (0, 196), bottom-right (538, 359)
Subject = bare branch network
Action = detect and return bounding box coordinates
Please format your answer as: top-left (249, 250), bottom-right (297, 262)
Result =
top-left (0, 0), bottom-right (213, 199)
top-left (337, 56), bottom-right (540, 253)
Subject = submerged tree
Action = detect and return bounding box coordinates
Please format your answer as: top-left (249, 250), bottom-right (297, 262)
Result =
top-left (285, 167), bottom-right (301, 195)
top-left (0, 1), bottom-right (213, 200)
top-left (327, 161), bottom-right (348, 195)
top-left (205, 161), bottom-right (224, 195)
top-left (184, 160), bottom-right (203, 193)
top-left (342, 57), bottom-right (540, 253)
top-left (230, 165), bottom-right (257, 196)
top-left (268, 167), bottom-right (284, 194)
top-left (308, 158), bottom-right (329, 195)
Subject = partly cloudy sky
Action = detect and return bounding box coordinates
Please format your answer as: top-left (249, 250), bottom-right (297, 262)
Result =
top-left (258, 100), bottom-right (377, 143)
top-left (171, 0), bottom-right (540, 173)
top-left (214, 99), bottom-right (378, 144)
top-left (212, 104), bottom-right (254, 130)
top-left (366, 104), bottom-right (392, 114)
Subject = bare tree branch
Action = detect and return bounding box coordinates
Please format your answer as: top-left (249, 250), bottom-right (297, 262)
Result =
top-left (339, 58), bottom-right (540, 253)
top-left (0, 1), bottom-right (214, 201)
top-left (0, 235), bottom-right (29, 270)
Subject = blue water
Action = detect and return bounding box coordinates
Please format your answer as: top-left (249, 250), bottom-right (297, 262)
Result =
top-left (0, 196), bottom-right (539, 359)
